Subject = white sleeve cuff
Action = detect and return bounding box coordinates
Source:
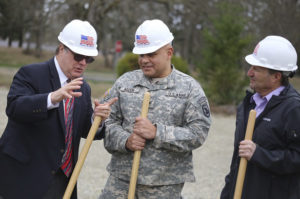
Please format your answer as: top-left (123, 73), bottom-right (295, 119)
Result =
top-left (47, 92), bottom-right (59, 110)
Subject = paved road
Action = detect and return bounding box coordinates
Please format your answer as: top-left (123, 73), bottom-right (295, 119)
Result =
top-left (83, 71), bottom-right (116, 83)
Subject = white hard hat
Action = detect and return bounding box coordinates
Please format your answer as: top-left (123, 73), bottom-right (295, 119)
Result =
top-left (132, 19), bottom-right (174, 54)
top-left (58, 19), bottom-right (98, 56)
top-left (245, 35), bottom-right (298, 72)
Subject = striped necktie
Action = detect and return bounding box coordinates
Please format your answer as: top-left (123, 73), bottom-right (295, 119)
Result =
top-left (61, 96), bottom-right (74, 177)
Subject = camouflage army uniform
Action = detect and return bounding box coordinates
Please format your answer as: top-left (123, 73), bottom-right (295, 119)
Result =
top-left (101, 66), bottom-right (211, 198)
top-left (100, 175), bottom-right (184, 199)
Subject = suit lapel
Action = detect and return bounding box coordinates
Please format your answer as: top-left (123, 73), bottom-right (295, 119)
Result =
top-left (72, 87), bottom-right (82, 138)
top-left (48, 58), bottom-right (67, 135)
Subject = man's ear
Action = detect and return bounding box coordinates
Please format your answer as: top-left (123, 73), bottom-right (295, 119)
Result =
top-left (167, 46), bottom-right (173, 58)
top-left (273, 72), bottom-right (282, 83)
top-left (59, 44), bottom-right (65, 52)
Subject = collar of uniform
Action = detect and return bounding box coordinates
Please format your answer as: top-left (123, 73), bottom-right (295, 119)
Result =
top-left (136, 65), bottom-right (176, 90)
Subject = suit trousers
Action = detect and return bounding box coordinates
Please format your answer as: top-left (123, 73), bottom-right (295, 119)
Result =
top-left (43, 169), bottom-right (75, 199)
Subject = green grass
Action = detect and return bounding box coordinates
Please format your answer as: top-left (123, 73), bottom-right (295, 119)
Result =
top-left (0, 47), bottom-right (54, 67)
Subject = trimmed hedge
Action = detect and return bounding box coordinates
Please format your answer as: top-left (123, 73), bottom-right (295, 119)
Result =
top-left (116, 52), bottom-right (189, 77)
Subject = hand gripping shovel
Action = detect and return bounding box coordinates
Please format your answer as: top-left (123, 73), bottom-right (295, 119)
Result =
top-left (128, 92), bottom-right (151, 199)
top-left (233, 110), bottom-right (256, 199)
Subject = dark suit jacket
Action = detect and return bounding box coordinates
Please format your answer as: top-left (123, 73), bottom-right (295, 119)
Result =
top-left (0, 58), bottom-right (104, 199)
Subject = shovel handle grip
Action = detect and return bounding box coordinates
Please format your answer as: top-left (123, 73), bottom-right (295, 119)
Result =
top-left (233, 110), bottom-right (256, 199)
top-left (128, 92), bottom-right (151, 199)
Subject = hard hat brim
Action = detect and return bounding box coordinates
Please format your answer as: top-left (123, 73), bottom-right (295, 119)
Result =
top-left (132, 45), bottom-right (162, 54)
top-left (245, 54), bottom-right (264, 67)
top-left (245, 54), bottom-right (298, 72)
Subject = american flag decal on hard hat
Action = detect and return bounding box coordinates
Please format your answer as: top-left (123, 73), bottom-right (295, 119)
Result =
top-left (136, 35), bottom-right (150, 45)
top-left (80, 35), bottom-right (94, 47)
top-left (253, 44), bottom-right (259, 56)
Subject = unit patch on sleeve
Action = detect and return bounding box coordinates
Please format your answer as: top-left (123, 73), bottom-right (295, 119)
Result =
top-left (202, 103), bottom-right (210, 118)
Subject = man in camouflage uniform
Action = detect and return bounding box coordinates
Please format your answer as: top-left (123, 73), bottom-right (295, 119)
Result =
top-left (100, 19), bottom-right (211, 199)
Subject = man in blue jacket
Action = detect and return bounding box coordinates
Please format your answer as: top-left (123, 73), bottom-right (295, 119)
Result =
top-left (0, 19), bottom-right (117, 199)
top-left (221, 35), bottom-right (300, 199)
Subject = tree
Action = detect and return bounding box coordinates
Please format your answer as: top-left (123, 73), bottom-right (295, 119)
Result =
top-left (197, 2), bottom-right (252, 105)
top-left (87, 0), bottom-right (122, 68)
top-left (0, 0), bottom-right (28, 47)
top-left (168, 0), bottom-right (210, 69)
top-left (243, 0), bottom-right (300, 75)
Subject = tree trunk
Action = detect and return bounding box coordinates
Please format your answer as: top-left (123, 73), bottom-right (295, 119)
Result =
top-left (35, 30), bottom-right (42, 58)
top-left (8, 36), bottom-right (12, 47)
top-left (18, 29), bottom-right (23, 48)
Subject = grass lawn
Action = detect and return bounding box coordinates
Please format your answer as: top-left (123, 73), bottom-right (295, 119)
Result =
top-left (0, 46), bottom-right (54, 68)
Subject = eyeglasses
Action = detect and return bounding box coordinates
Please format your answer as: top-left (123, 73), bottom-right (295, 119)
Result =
top-left (64, 46), bottom-right (95, 64)
top-left (73, 53), bottom-right (95, 64)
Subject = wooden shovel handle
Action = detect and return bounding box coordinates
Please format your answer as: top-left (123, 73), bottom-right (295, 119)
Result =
top-left (233, 110), bottom-right (256, 199)
top-left (63, 116), bottom-right (102, 199)
top-left (128, 92), bottom-right (151, 199)
top-left (63, 89), bottom-right (111, 199)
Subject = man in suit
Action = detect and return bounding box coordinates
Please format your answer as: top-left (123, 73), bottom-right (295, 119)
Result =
top-left (0, 19), bottom-right (117, 199)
